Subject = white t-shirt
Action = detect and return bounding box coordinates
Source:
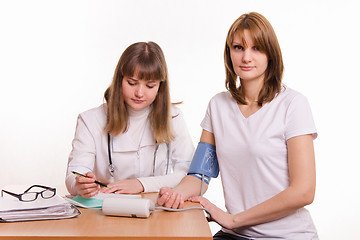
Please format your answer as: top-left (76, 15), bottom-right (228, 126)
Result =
top-left (201, 87), bottom-right (318, 240)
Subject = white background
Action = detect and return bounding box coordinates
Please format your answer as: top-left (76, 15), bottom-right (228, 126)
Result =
top-left (1, 0), bottom-right (359, 238)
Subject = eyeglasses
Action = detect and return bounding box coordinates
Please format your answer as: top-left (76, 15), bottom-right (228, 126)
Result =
top-left (1, 185), bottom-right (56, 202)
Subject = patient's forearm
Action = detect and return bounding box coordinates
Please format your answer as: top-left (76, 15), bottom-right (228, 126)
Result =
top-left (174, 175), bottom-right (208, 200)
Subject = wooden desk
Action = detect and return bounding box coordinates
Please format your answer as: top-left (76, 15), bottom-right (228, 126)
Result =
top-left (0, 193), bottom-right (212, 240)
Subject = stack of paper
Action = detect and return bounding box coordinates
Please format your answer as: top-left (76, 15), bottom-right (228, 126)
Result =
top-left (0, 195), bottom-right (80, 222)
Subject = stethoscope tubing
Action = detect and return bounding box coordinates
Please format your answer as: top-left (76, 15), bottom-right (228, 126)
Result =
top-left (107, 133), bottom-right (170, 177)
top-left (107, 133), bottom-right (115, 177)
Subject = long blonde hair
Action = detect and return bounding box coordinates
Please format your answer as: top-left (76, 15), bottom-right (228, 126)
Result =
top-left (104, 41), bottom-right (174, 143)
top-left (224, 12), bottom-right (284, 106)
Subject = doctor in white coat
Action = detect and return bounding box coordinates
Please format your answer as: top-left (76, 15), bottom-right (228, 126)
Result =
top-left (65, 42), bottom-right (194, 198)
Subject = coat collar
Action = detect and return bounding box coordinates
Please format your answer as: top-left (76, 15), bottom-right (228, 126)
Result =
top-left (112, 120), bottom-right (156, 152)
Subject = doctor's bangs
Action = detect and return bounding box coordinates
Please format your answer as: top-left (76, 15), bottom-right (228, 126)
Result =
top-left (120, 43), bottom-right (167, 82)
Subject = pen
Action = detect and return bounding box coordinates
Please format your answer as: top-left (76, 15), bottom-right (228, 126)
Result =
top-left (71, 171), bottom-right (110, 188)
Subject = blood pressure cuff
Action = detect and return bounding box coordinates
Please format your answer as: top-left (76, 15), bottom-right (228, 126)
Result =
top-left (187, 142), bottom-right (219, 184)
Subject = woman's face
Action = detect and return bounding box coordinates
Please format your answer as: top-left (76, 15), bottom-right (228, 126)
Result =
top-left (230, 29), bottom-right (268, 84)
top-left (122, 75), bottom-right (160, 111)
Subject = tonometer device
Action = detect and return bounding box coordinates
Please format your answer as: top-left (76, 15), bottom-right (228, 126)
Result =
top-left (102, 198), bottom-right (211, 218)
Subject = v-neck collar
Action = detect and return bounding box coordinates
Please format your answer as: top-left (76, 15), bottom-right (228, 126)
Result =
top-left (229, 86), bottom-right (285, 120)
top-left (229, 92), bottom-right (268, 120)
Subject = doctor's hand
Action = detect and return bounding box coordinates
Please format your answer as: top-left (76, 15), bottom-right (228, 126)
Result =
top-left (75, 172), bottom-right (99, 198)
top-left (100, 179), bottom-right (144, 194)
top-left (157, 187), bottom-right (184, 209)
top-left (189, 196), bottom-right (235, 229)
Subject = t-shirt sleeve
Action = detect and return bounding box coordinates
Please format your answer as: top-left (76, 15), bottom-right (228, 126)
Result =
top-left (200, 99), bottom-right (214, 133)
top-left (285, 94), bottom-right (318, 141)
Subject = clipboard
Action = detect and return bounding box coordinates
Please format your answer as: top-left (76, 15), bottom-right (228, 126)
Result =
top-left (65, 193), bottom-right (141, 209)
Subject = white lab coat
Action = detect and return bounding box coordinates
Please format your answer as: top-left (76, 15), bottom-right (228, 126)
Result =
top-left (65, 104), bottom-right (194, 195)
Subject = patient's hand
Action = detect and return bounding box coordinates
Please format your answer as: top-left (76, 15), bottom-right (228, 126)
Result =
top-left (156, 187), bottom-right (184, 209)
top-left (189, 196), bottom-right (234, 229)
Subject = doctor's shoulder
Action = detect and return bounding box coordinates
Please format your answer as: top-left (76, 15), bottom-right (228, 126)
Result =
top-left (170, 104), bottom-right (182, 119)
top-left (78, 104), bottom-right (107, 132)
top-left (169, 105), bottom-right (189, 131)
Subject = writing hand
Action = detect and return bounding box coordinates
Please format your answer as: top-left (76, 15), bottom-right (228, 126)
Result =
top-left (75, 172), bottom-right (99, 198)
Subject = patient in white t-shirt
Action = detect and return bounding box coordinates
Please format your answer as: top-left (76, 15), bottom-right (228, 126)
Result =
top-left (157, 12), bottom-right (319, 240)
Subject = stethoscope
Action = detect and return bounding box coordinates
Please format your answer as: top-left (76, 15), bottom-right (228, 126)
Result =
top-left (107, 133), bottom-right (170, 177)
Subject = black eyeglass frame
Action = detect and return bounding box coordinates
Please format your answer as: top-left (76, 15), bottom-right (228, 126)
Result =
top-left (1, 185), bottom-right (56, 202)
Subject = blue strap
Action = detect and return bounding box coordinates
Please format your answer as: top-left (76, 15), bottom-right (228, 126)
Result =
top-left (188, 142), bottom-right (219, 178)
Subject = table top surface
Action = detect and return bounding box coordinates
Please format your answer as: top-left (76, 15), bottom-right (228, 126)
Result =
top-left (0, 192), bottom-right (212, 240)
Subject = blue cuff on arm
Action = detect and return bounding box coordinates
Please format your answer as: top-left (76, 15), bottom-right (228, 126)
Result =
top-left (187, 142), bottom-right (219, 185)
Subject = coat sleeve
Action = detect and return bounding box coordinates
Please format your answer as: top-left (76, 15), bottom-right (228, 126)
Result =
top-left (65, 114), bottom-right (97, 196)
top-left (138, 107), bottom-right (195, 192)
